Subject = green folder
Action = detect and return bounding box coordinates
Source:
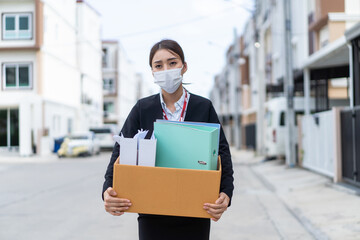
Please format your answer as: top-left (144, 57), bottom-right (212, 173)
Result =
top-left (154, 122), bottom-right (219, 170)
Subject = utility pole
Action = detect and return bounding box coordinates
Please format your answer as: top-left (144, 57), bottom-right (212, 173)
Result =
top-left (233, 28), bottom-right (242, 149)
top-left (283, 0), bottom-right (296, 167)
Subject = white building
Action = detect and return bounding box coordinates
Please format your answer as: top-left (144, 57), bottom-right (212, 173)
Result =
top-left (102, 40), bottom-right (151, 130)
top-left (0, 0), bottom-right (102, 157)
top-left (76, 0), bottom-right (103, 130)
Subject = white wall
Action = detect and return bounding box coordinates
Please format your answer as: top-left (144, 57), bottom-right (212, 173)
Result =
top-left (42, 0), bottom-right (77, 67)
top-left (270, 0), bottom-right (285, 84)
top-left (41, 0), bottom-right (80, 108)
top-left (291, 0), bottom-right (309, 69)
top-left (76, 1), bottom-right (103, 128)
top-left (118, 49), bottom-right (138, 128)
top-left (345, 0), bottom-right (360, 29)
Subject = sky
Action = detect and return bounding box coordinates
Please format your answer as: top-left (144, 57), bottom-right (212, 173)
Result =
top-left (86, 0), bottom-right (254, 98)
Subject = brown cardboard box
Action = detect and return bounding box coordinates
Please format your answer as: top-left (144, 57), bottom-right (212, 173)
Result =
top-left (112, 156), bottom-right (221, 218)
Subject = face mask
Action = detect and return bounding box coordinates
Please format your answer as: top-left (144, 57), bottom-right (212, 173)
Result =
top-left (153, 67), bottom-right (183, 94)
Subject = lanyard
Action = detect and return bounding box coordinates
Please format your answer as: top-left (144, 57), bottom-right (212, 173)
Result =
top-left (162, 90), bottom-right (188, 122)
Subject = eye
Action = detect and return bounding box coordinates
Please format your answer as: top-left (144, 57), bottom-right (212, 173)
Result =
top-left (169, 61), bottom-right (177, 66)
top-left (154, 64), bottom-right (162, 69)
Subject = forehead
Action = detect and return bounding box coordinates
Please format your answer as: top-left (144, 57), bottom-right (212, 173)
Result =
top-left (152, 49), bottom-right (180, 62)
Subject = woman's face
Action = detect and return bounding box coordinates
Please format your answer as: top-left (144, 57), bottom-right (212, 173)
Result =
top-left (151, 49), bottom-right (187, 75)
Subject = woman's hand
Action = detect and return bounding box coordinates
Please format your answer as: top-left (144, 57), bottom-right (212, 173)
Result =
top-left (104, 187), bottom-right (132, 216)
top-left (203, 192), bottom-right (230, 222)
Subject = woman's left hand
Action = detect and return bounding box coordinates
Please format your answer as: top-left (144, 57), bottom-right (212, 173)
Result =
top-left (203, 192), bottom-right (230, 222)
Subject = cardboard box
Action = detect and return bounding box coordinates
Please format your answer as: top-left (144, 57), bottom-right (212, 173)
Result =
top-left (112, 156), bottom-right (222, 218)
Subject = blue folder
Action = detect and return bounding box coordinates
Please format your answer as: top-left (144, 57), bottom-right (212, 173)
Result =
top-left (154, 121), bottom-right (219, 170)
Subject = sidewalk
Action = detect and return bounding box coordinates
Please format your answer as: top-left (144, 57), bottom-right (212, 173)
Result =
top-left (231, 148), bottom-right (360, 240)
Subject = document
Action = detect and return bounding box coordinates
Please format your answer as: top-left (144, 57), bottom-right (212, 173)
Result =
top-left (113, 130), bottom-right (156, 166)
top-left (154, 121), bottom-right (219, 170)
top-left (156, 120), bottom-right (220, 153)
top-left (138, 138), bottom-right (157, 167)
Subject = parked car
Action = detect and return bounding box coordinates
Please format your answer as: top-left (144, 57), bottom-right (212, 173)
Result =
top-left (264, 97), bottom-right (314, 160)
top-left (89, 125), bottom-right (119, 150)
top-left (57, 131), bottom-right (100, 158)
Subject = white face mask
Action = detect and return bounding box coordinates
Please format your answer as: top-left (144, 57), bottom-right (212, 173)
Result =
top-left (153, 67), bottom-right (183, 94)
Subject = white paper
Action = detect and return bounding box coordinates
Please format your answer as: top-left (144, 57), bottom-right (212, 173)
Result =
top-left (113, 130), bottom-right (156, 166)
top-left (133, 129), bottom-right (149, 149)
top-left (138, 139), bottom-right (157, 167)
top-left (119, 137), bottom-right (138, 165)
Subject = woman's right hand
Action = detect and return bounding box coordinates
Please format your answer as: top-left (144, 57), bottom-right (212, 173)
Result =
top-left (104, 187), bottom-right (132, 216)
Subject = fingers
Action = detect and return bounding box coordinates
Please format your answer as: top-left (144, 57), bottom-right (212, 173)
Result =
top-left (111, 211), bottom-right (124, 216)
top-left (107, 206), bottom-right (130, 212)
top-left (215, 194), bottom-right (225, 204)
top-left (104, 201), bottom-right (131, 209)
top-left (203, 193), bottom-right (230, 221)
top-left (105, 195), bottom-right (131, 204)
top-left (105, 201), bottom-right (131, 216)
top-left (207, 209), bottom-right (222, 221)
top-left (204, 202), bottom-right (224, 209)
top-left (109, 211), bottom-right (125, 216)
top-left (104, 187), bottom-right (131, 216)
top-left (206, 206), bottom-right (225, 214)
top-left (106, 187), bottom-right (117, 197)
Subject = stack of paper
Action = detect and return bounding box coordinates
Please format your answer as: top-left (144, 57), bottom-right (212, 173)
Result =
top-left (113, 130), bottom-right (157, 167)
top-left (154, 121), bottom-right (220, 170)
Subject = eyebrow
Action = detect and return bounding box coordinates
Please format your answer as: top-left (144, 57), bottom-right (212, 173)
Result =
top-left (153, 57), bottom-right (179, 64)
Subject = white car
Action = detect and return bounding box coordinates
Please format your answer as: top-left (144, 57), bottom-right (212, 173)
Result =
top-left (57, 132), bottom-right (100, 157)
top-left (264, 97), bottom-right (314, 159)
top-left (89, 125), bottom-right (119, 150)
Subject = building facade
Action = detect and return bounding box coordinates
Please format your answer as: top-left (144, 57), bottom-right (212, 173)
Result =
top-left (210, 0), bottom-right (360, 176)
top-left (0, 0), bottom-right (103, 156)
top-left (102, 40), bottom-right (151, 130)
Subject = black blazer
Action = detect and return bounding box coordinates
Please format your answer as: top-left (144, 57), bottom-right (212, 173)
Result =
top-left (103, 92), bottom-right (234, 203)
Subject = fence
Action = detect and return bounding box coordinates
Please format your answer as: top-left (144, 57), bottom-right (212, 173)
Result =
top-left (340, 106), bottom-right (360, 186)
top-left (244, 123), bottom-right (256, 150)
top-left (301, 110), bottom-right (335, 177)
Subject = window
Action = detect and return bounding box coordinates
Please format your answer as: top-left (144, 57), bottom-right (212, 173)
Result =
top-left (319, 26), bottom-right (329, 49)
top-left (279, 111), bottom-right (285, 126)
top-left (3, 63), bottom-right (32, 89)
top-left (104, 102), bottom-right (115, 113)
top-left (103, 78), bottom-right (115, 93)
top-left (279, 111), bottom-right (304, 126)
top-left (67, 118), bottom-right (73, 134)
top-left (102, 48), bottom-right (108, 68)
top-left (0, 108), bottom-right (19, 147)
top-left (2, 13), bottom-right (32, 40)
top-left (265, 111), bottom-right (272, 127)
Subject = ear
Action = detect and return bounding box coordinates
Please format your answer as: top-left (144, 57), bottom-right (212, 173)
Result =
top-left (182, 62), bottom-right (188, 75)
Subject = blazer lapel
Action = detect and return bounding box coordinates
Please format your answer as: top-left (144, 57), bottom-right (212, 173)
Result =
top-left (184, 92), bottom-right (194, 121)
top-left (152, 94), bottom-right (163, 121)
top-left (145, 94), bottom-right (163, 139)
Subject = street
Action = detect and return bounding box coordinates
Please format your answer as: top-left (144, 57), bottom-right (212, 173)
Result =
top-left (0, 153), bottom-right (138, 239)
top-left (0, 151), bottom-right (317, 240)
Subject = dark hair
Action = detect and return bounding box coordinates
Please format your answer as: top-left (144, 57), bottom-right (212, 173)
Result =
top-left (149, 39), bottom-right (185, 67)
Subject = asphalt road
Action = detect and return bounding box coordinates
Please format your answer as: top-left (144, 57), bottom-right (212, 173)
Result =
top-left (0, 152), bottom-right (138, 240)
top-left (0, 152), bottom-right (313, 240)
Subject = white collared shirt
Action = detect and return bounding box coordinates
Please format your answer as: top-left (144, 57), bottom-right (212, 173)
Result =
top-left (159, 88), bottom-right (190, 121)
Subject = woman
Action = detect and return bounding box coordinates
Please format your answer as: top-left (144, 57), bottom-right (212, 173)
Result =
top-left (103, 39), bottom-right (234, 240)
